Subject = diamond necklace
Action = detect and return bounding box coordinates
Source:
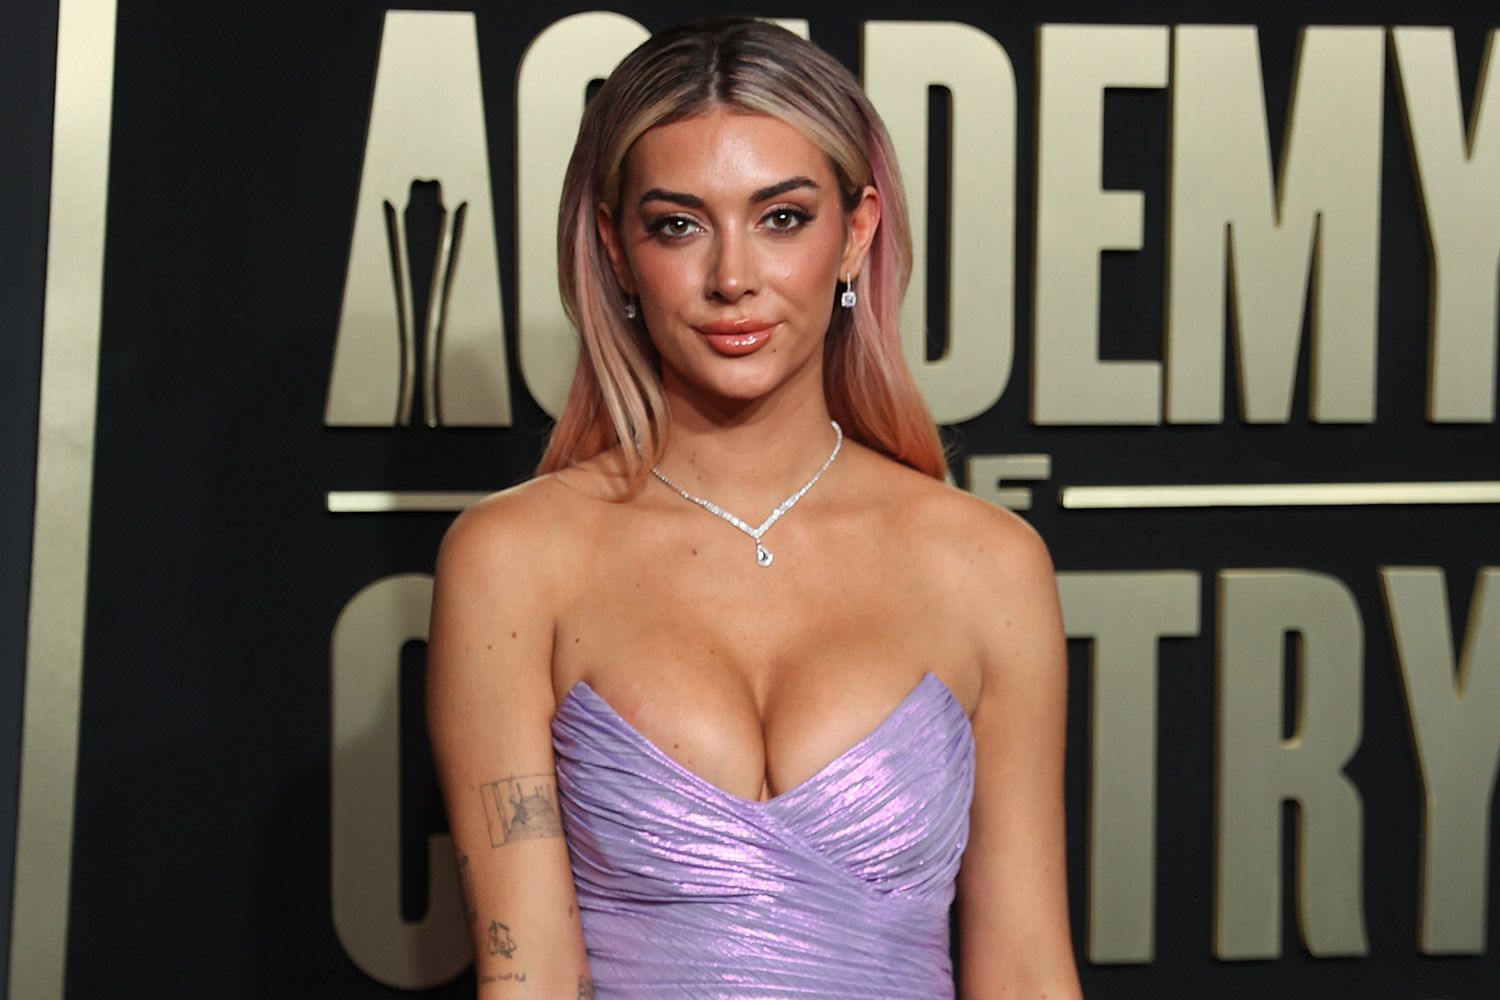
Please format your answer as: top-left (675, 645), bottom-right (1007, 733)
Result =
top-left (650, 420), bottom-right (843, 568)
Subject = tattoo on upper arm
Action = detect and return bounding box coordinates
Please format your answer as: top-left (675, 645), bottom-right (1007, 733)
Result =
top-left (454, 852), bottom-right (477, 924)
top-left (477, 970), bottom-right (527, 985)
top-left (486, 919), bottom-right (517, 958)
top-left (479, 772), bottom-right (564, 846)
top-left (578, 974), bottom-right (596, 999)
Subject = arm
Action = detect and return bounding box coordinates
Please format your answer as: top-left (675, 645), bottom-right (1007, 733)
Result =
top-left (426, 493), bottom-right (595, 999)
top-left (955, 511), bottom-right (1083, 999)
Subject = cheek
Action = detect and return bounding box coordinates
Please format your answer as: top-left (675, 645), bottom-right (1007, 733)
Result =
top-left (767, 241), bottom-right (841, 308)
top-left (771, 271), bottom-right (830, 315)
top-left (630, 246), bottom-right (701, 299)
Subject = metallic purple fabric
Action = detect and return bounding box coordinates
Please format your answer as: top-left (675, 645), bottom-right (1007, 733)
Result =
top-left (552, 672), bottom-right (975, 999)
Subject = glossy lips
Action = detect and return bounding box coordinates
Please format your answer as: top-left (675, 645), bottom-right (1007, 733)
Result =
top-left (696, 319), bottom-right (776, 357)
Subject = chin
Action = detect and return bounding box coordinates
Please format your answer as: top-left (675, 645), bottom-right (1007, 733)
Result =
top-left (664, 347), bottom-right (823, 405)
top-left (696, 375), bottom-right (785, 404)
top-left (705, 358), bottom-right (822, 401)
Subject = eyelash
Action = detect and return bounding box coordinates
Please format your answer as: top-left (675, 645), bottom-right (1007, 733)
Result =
top-left (645, 205), bottom-right (815, 240)
top-left (763, 206), bottom-right (814, 232)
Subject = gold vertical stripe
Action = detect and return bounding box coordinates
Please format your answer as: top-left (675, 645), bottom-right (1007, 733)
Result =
top-left (9, 1), bottom-right (118, 998)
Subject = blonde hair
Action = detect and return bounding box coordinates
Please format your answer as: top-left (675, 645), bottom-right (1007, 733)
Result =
top-left (539, 17), bottom-right (946, 489)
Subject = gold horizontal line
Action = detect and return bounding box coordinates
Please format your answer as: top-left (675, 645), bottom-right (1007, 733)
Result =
top-left (326, 491), bottom-right (489, 513)
top-left (1061, 481), bottom-right (1500, 509)
top-left (332, 482), bottom-right (1500, 513)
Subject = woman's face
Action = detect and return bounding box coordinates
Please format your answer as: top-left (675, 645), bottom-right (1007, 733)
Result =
top-left (598, 108), bottom-right (879, 407)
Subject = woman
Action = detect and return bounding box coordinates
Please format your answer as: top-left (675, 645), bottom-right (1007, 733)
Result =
top-left (427, 17), bottom-right (1080, 999)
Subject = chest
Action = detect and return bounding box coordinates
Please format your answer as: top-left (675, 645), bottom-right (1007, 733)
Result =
top-left (550, 504), bottom-right (975, 802)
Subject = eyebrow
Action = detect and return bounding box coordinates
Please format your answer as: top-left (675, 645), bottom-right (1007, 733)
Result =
top-left (750, 176), bottom-right (819, 202)
top-left (637, 176), bottom-right (820, 209)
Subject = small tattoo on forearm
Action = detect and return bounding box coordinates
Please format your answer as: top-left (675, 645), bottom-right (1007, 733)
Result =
top-left (486, 919), bottom-right (517, 958)
top-left (478, 970), bottom-right (528, 984)
top-left (578, 974), bottom-right (596, 999)
top-left (479, 772), bottom-right (563, 846)
top-left (454, 852), bottom-right (476, 924)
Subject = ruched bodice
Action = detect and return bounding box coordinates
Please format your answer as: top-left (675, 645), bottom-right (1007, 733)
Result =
top-left (551, 671), bottom-right (975, 998)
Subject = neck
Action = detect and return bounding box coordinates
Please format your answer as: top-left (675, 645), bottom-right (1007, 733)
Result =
top-left (653, 380), bottom-right (841, 512)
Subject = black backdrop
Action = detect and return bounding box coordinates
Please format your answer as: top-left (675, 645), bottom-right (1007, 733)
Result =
top-left (3, 0), bottom-right (1497, 997)
top-left (2, 0), bottom-right (60, 993)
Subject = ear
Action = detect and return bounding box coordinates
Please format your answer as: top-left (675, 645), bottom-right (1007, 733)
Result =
top-left (838, 185), bottom-right (882, 280)
top-left (595, 201), bottom-right (636, 295)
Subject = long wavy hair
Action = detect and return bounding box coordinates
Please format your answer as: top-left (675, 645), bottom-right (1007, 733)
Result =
top-left (539, 17), bottom-right (946, 490)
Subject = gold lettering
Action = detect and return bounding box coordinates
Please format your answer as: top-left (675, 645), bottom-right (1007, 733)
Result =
top-left (1392, 28), bottom-right (1500, 423)
top-left (516, 13), bottom-right (649, 416)
top-left (330, 574), bottom-right (468, 987)
top-left (965, 453), bottom-right (1049, 510)
top-left (1215, 570), bottom-right (1368, 959)
top-left (326, 11), bottom-right (510, 427)
top-left (1058, 572), bottom-right (1201, 964)
top-left (1032, 24), bottom-right (1168, 424)
top-left (865, 21), bottom-right (1017, 423)
top-left (1381, 567), bottom-right (1500, 954)
top-left (1166, 27), bottom-right (1384, 424)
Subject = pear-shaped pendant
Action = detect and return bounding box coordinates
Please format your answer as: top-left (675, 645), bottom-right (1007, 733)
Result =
top-left (649, 420), bottom-right (843, 573)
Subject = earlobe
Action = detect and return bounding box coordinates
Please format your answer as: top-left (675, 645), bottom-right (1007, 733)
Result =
top-left (840, 185), bottom-right (882, 278)
top-left (596, 202), bottom-right (636, 295)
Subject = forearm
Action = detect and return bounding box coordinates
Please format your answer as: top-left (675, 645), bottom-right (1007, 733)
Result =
top-left (457, 839), bottom-right (594, 998)
top-left (475, 963), bottom-right (595, 999)
top-left (445, 808), bottom-right (592, 999)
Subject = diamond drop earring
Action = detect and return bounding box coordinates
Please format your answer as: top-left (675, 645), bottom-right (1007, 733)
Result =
top-left (624, 297), bottom-right (637, 319)
top-left (840, 273), bottom-right (857, 309)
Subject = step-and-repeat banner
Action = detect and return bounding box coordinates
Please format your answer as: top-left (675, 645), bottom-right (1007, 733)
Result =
top-left (5, 1), bottom-right (1497, 996)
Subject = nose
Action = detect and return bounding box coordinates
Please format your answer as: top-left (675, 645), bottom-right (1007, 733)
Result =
top-left (706, 227), bottom-right (755, 303)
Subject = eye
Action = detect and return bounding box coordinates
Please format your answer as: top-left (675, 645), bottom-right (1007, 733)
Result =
top-left (646, 215), bottom-right (703, 240)
top-left (763, 206), bottom-right (813, 232)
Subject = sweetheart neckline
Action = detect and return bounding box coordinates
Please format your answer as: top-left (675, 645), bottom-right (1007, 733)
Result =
top-left (555, 671), bottom-right (970, 809)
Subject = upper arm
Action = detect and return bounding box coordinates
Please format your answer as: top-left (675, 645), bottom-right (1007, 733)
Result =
top-left (953, 510), bottom-right (1082, 998)
top-left (426, 492), bottom-right (593, 997)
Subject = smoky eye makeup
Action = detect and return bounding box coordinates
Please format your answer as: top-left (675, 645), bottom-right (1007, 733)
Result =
top-left (640, 204), bottom-right (817, 241)
top-left (643, 213), bottom-right (703, 239)
top-left (762, 205), bottom-right (816, 231)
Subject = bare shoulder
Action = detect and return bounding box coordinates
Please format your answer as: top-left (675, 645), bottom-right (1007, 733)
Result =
top-left (435, 456), bottom-right (625, 594)
top-left (871, 456), bottom-right (1055, 595)
top-left (439, 476), bottom-right (567, 573)
top-left (855, 453), bottom-right (1061, 698)
top-left (429, 467), bottom-right (618, 700)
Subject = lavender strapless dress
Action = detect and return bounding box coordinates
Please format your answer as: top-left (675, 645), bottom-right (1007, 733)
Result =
top-left (551, 671), bottom-right (976, 999)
